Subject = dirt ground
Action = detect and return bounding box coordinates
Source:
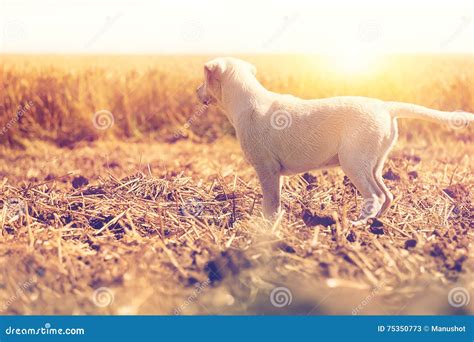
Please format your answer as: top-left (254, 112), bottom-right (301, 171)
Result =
top-left (0, 124), bottom-right (472, 315)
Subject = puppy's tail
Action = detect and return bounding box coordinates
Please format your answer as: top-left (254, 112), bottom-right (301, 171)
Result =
top-left (386, 101), bottom-right (474, 129)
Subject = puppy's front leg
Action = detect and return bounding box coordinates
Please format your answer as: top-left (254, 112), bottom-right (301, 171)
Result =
top-left (256, 168), bottom-right (282, 219)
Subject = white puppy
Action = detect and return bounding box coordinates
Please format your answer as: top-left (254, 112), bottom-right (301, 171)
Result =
top-left (196, 57), bottom-right (473, 224)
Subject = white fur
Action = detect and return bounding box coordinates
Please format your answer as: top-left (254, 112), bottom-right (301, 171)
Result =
top-left (197, 57), bottom-right (473, 224)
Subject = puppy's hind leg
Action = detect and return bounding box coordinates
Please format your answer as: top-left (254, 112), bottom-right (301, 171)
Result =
top-left (339, 146), bottom-right (386, 225)
top-left (256, 166), bottom-right (282, 220)
top-left (373, 119), bottom-right (398, 217)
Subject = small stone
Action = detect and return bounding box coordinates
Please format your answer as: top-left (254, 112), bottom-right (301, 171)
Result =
top-left (205, 261), bottom-right (224, 284)
top-left (44, 174), bottom-right (55, 181)
top-left (215, 193), bottom-right (237, 201)
top-left (106, 161), bottom-right (120, 168)
top-left (187, 277), bottom-right (199, 286)
top-left (36, 267), bottom-right (46, 277)
top-left (369, 219), bottom-right (384, 234)
top-left (404, 239), bottom-right (417, 249)
top-left (302, 210), bottom-right (336, 227)
top-left (346, 230), bottom-right (357, 243)
top-left (430, 244), bottom-right (445, 259)
top-left (72, 175), bottom-right (89, 189)
top-left (277, 242), bottom-right (296, 253)
top-left (89, 217), bottom-right (105, 230)
top-left (369, 226), bottom-right (384, 235)
top-left (302, 173), bottom-right (317, 184)
top-left (81, 187), bottom-right (106, 196)
top-left (408, 171), bottom-right (418, 179)
top-left (406, 154), bottom-right (421, 164)
top-left (383, 169), bottom-right (400, 181)
top-left (443, 184), bottom-right (469, 201)
top-left (370, 218), bottom-right (384, 228)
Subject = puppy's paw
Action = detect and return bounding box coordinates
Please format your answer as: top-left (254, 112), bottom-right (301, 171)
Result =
top-left (350, 219), bottom-right (369, 226)
top-left (264, 209), bottom-right (285, 223)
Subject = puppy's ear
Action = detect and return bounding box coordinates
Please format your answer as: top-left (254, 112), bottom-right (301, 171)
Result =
top-left (204, 60), bottom-right (225, 83)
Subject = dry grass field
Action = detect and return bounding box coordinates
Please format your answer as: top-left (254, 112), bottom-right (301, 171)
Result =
top-left (0, 54), bottom-right (473, 315)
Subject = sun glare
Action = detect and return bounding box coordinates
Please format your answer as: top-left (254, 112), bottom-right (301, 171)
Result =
top-left (333, 51), bottom-right (380, 73)
top-left (324, 43), bottom-right (383, 75)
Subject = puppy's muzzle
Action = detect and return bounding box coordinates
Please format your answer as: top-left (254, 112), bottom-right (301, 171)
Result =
top-left (196, 86), bottom-right (212, 105)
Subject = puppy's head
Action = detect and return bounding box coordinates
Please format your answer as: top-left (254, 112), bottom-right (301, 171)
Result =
top-left (196, 57), bottom-right (257, 106)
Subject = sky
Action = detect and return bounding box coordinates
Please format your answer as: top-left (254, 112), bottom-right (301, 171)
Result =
top-left (0, 0), bottom-right (473, 54)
